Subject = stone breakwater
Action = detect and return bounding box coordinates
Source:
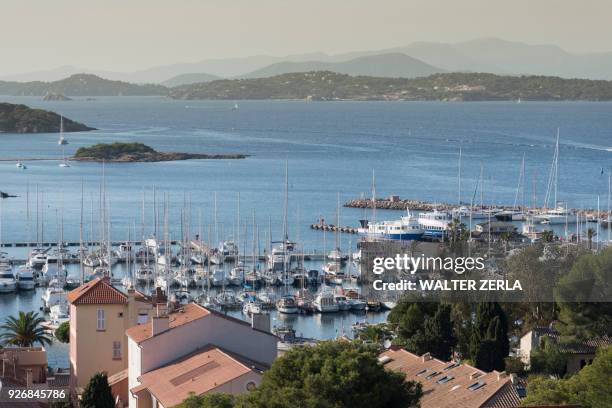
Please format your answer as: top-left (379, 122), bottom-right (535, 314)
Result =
top-left (344, 197), bottom-right (611, 220)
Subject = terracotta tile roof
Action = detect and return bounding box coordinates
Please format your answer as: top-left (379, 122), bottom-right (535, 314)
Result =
top-left (66, 277), bottom-right (128, 305)
top-left (380, 349), bottom-right (522, 408)
top-left (131, 345), bottom-right (258, 407)
top-left (126, 303), bottom-right (211, 344)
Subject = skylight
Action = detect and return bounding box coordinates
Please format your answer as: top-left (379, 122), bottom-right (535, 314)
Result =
top-left (468, 381), bottom-right (486, 391)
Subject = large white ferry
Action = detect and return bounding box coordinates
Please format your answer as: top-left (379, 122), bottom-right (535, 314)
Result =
top-left (418, 209), bottom-right (453, 238)
top-left (357, 210), bottom-right (424, 241)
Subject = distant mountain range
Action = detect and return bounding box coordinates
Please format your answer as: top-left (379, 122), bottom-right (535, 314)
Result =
top-left (0, 74), bottom-right (166, 96)
top-left (240, 53), bottom-right (444, 79)
top-left (2, 38), bottom-right (612, 84)
top-left (161, 73), bottom-right (221, 87)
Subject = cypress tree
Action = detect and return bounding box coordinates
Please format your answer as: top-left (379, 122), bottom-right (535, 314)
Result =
top-left (470, 302), bottom-right (509, 371)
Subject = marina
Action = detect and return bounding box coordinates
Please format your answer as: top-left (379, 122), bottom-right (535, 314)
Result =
top-left (1, 98), bottom-right (611, 371)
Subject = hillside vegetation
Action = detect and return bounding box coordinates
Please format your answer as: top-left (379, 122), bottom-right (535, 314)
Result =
top-left (0, 103), bottom-right (94, 133)
top-left (0, 74), bottom-right (167, 96)
top-left (169, 71), bottom-right (612, 101)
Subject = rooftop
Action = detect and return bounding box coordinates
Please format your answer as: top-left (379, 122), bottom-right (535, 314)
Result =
top-left (125, 303), bottom-right (211, 344)
top-left (528, 327), bottom-right (612, 355)
top-left (380, 349), bottom-right (522, 408)
top-left (66, 277), bottom-right (149, 305)
top-left (131, 345), bottom-right (260, 407)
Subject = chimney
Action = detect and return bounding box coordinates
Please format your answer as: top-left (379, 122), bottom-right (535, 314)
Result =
top-left (421, 352), bottom-right (432, 362)
top-left (151, 303), bottom-right (169, 336)
top-left (251, 313), bottom-right (271, 333)
top-left (497, 371), bottom-right (507, 381)
top-left (151, 315), bottom-right (169, 336)
top-left (510, 373), bottom-right (517, 385)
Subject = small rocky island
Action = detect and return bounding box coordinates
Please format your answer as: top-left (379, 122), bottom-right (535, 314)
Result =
top-left (42, 92), bottom-right (72, 101)
top-left (72, 142), bottom-right (248, 162)
top-left (0, 102), bottom-right (94, 133)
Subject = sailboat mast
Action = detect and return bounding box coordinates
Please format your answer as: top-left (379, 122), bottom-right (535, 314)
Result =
top-left (554, 128), bottom-right (560, 206)
top-left (458, 147), bottom-right (462, 205)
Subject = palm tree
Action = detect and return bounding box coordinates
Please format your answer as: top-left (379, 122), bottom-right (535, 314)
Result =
top-left (541, 230), bottom-right (554, 243)
top-left (586, 228), bottom-right (596, 249)
top-left (0, 311), bottom-right (52, 347)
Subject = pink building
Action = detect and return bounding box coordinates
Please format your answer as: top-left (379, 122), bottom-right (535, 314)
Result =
top-left (126, 303), bottom-right (277, 408)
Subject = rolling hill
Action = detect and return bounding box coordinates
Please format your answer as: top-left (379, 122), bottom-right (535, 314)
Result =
top-left (241, 53), bottom-right (444, 79)
top-left (0, 74), bottom-right (167, 96)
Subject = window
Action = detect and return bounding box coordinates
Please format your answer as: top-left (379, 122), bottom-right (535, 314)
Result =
top-left (97, 309), bottom-right (105, 331)
top-left (113, 341), bottom-right (122, 360)
top-left (425, 371), bottom-right (440, 380)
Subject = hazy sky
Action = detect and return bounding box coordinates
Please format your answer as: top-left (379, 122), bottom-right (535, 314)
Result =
top-left (2, 0), bottom-right (611, 75)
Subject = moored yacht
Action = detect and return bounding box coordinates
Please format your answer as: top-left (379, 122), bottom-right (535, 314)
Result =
top-left (276, 295), bottom-right (299, 314)
top-left (16, 267), bottom-right (36, 290)
top-left (0, 269), bottom-right (17, 293)
top-left (313, 289), bottom-right (339, 313)
top-left (533, 204), bottom-right (577, 225)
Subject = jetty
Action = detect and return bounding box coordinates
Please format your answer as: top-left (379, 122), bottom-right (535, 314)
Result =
top-left (344, 196), bottom-right (610, 220)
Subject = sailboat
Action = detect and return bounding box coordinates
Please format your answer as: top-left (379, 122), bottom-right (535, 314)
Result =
top-left (58, 116), bottom-right (70, 168)
top-left (496, 153), bottom-right (527, 221)
top-left (533, 129), bottom-right (576, 225)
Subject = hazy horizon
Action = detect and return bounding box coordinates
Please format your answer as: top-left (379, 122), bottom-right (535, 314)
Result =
top-left (2, 0), bottom-right (612, 77)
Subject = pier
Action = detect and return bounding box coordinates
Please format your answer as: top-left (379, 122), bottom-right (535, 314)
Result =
top-left (344, 196), bottom-right (610, 219)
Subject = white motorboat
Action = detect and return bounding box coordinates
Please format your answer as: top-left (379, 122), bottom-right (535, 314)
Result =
top-left (276, 295), bottom-right (299, 314)
top-left (229, 265), bottom-right (246, 286)
top-left (135, 265), bottom-right (154, 283)
top-left (322, 262), bottom-right (344, 285)
top-left (27, 249), bottom-right (48, 268)
top-left (452, 206), bottom-right (490, 220)
top-left (257, 290), bottom-right (277, 307)
top-left (50, 303), bottom-right (69, 326)
top-left (243, 299), bottom-right (263, 316)
top-left (0, 269), bottom-right (17, 293)
top-left (42, 286), bottom-right (67, 311)
top-left (313, 289), bottom-right (339, 313)
top-left (220, 241), bottom-right (239, 258)
top-left (16, 161), bottom-right (27, 170)
top-left (16, 267), bottom-right (36, 290)
top-left (211, 268), bottom-right (228, 287)
top-left (115, 242), bottom-right (133, 261)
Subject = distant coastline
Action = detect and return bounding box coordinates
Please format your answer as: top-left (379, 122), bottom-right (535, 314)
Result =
top-left (2, 71), bottom-right (612, 102)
